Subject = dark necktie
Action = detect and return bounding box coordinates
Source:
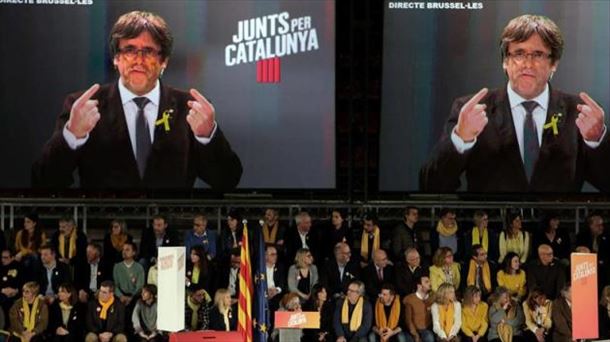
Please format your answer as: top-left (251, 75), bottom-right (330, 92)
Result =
top-left (522, 101), bottom-right (539, 182)
top-left (133, 97), bottom-right (151, 178)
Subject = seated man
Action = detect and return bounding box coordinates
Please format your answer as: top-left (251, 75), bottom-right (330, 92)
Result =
top-left (113, 242), bottom-right (145, 307)
top-left (184, 213), bottom-right (217, 259)
top-left (184, 283), bottom-right (212, 331)
top-left (363, 249), bottom-right (394, 303)
top-left (35, 245), bottom-right (72, 305)
top-left (50, 216), bottom-right (88, 268)
top-left (333, 280), bottom-right (372, 342)
top-left (403, 275), bottom-right (435, 342)
top-left (85, 281), bottom-right (127, 342)
top-left (526, 244), bottom-right (566, 300)
top-left (139, 214), bottom-right (179, 271)
top-left (464, 244), bottom-right (494, 299)
top-left (370, 283), bottom-right (407, 342)
top-left (394, 248), bottom-right (427, 297)
top-left (75, 243), bottom-right (110, 304)
top-left (320, 242), bottom-right (361, 300)
top-left (0, 249), bottom-right (22, 316)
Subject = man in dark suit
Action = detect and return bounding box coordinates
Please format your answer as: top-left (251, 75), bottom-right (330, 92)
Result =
top-left (420, 14), bottom-right (609, 192)
top-left (285, 211), bottom-right (319, 264)
top-left (36, 245), bottom-right (72, 305)
top-left (333, 280), bottom-right (372, 342)
top-left (75, 243), bottom-right (110, 304)
top-left (85, 280), bottom-right (127, 342)
top-left (394, 248), bottom-right (427, 297)
top-left (575, 213), bottom-right (610, 285)
top-left (139, 214), bottom-right (179, 271)
top-left (362, 249), bottom-right (394, 303)
top-left (321, 242), bottom-right (361, 300)
top-left (33, 10), bottom-right (242, 190)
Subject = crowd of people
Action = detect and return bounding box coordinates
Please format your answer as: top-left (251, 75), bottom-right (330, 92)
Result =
top-left (0, 207), bottom-right (608, 342)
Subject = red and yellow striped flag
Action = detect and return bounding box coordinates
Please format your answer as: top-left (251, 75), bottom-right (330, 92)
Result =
top-left (238, 221), bottom-right (253, 342)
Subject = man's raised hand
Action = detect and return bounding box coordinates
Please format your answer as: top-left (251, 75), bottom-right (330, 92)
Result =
top-left (455, 88), bottom-right (489, 142)
top-left (576, 92), bottom-right (605, 142)
top-left (187, 88), bottom-right (216, 138)
top-left (66, 83), bottom-right (100, 139)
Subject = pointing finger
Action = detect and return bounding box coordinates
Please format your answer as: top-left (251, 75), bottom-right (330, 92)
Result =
top-left (579, 92), bottom-right (602, 112)
top-left (74, 84), bottom-right (100, 109)
top-left (463, 88), bottom-right (489, 112)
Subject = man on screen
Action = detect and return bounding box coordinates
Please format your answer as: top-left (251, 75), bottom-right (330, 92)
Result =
top-left (420, 14), bottom-right (609, 192)
top-left (33, 11), bottom-right (242, 190)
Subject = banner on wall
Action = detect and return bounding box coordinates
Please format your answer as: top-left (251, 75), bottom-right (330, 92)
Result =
top-left (571, 253), bottom-right (598, 339)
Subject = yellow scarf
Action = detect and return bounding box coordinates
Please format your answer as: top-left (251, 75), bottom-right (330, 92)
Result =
top-left (342, 297), bottom-right (364, 332)
top-left (192, 265), bottom-right (200, 284)
top-left (471, 227), bottom-right (488, 252)
top-left (467, 259), bottom-right (491, 292)
top-left (375, 296), bottom-right (401, 330)
top-left (111, 233), bottom-right (128, 252)
top-left (437, 221), bottom-right (458, 237)
top-left (187, 296), bottom-right (200, 330)
top-left (440, 302), bottom-right (455, 336)
top-left (59, 228), bottom-right (77, 260)
top-left (262, 223), bottom-right (278, 244)
top-left (59, 302), bottom-right (72, 326)
top-left (360, 226), bottom-right (380, 261)
top-left (22, 296), bottom-right (41, 332)
top-left (99, 295), bottom-right (115, 320)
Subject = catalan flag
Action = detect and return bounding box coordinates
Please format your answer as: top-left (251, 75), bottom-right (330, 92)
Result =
top-left (238, 220), bottom-right (253, 342)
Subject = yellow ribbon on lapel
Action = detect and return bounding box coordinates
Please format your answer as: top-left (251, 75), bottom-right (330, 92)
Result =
top-left (156, 109), bottom-right (173, 132)
top-left (543, 113), bottom-right (562, 135)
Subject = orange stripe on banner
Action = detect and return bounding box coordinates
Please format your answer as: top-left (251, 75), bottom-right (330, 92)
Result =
top-left (274, 57), bottom-right (281, 83)
top-left (256, 61), bottom-right (263, 83)
top-left (571, 253), bottom-right (598, 339)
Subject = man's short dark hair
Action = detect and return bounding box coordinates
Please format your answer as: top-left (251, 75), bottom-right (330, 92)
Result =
top-left (59, 215), bottom-right (75, 225)
top-left (472, 244), bottom-right (484, 258)
top-left (100, 280), bottom-right (115, 291)
top-left (87, 242), bottom-right (103, 257)
top-left (500, 14), bottom-right (563, 63)
top-left (381, 283), bottom-right (396, 295)
top-left (404, 206), bottom-right (418, 216)
top-left (109, 11), bottom-right (173, 60)
top-left (152, 215), bottom-right (167, 223)
top-left (439, 208), bottom-right (455, 218)
top-left (123, 241), bottom-right (138, 254)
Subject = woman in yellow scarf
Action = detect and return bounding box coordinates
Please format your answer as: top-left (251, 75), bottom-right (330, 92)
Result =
top-left (103, 219), bottom-right (133, 266)
top-left (461, 286), bottom-right (489, 342)
top-left (431, 283), bottom-right (461, 342)
top-left (429, 247), bottom-right (461, 291)
top-left (9, 281), bottom-right (48, 342)
top-left (437, 209), bottom-right (459, 258)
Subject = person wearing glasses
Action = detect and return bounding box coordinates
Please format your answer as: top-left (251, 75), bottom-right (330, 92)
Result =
top-left (33, 10), bottom-right (242, 190)
top-left (420, 14), bottom-right (609, 193)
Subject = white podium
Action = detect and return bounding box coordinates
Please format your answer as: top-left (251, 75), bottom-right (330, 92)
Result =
top-left (157, 247), bottom-right (186, 332)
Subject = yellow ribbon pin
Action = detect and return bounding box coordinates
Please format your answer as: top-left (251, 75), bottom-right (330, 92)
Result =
top-left (155, 109), bottom-right (173, 132)
top-left (543, 113), bottom-right (562, 136)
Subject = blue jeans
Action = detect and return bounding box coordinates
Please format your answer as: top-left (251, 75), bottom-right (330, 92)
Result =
top-left (369, 331), bottom-right (408, 342)
top-left (406, 329), bottom-right (435, 342)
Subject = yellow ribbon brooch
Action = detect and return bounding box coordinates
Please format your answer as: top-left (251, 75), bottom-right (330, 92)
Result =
top-left (543, 113), bottom-right (562, 136)
top-left (155, 109), bottom-right (174, 132)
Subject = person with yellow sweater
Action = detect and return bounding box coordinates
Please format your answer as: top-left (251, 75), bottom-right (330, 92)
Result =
top-left (523, 288), bottom-right (552, 342)
top-left (431, 283), bottom-right (461, 342)
top-left (429, 247), bottom-right (460, 292)
top-left (496, 252), bottom-right (527, 301)
top-left (461, 286), bottom-right (488, 342)
top-left (498, 212), bottom-right (530, 264)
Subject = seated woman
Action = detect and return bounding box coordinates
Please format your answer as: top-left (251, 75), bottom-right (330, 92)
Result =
top-left (429, 247), bottom-right (461, 292)
top-left (522, 288), bottom-right (552, 342)
top-left (276, 292), bottom-right (303, 342)
top-left (132, 285), bottom-right (165, 342)
top-left (47, 283), bottom-right (81, 342)
top-left (102, 219), bottom-right (133, 270)
top-left (498, 212), bottom-right (530, 264)
top-left (303, 284), bottom-right (334, 342)
top-left (496, 252), bottom-right (527, 301)
top-left (9, 281), bottom-right (48, 342)
top-left (431, 283), bottom-right (461, 342)
top-left (488, 287), bottom-right (524, 342)
top-left (185, 245), bottom-right (211, 292)
top-left (287, 248), bottom-right (319, 302)
top-left (461, 285), bottom-right (488, 342)
top-left (209, 288), bottom-right (236, 331)
top-left (14, 213), bottom-right (47, 278)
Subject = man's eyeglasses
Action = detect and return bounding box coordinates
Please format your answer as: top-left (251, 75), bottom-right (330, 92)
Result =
top-left (118, 46), bottom-right (162, 60)
top-left (507, 51), bottom-right (552, 63)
